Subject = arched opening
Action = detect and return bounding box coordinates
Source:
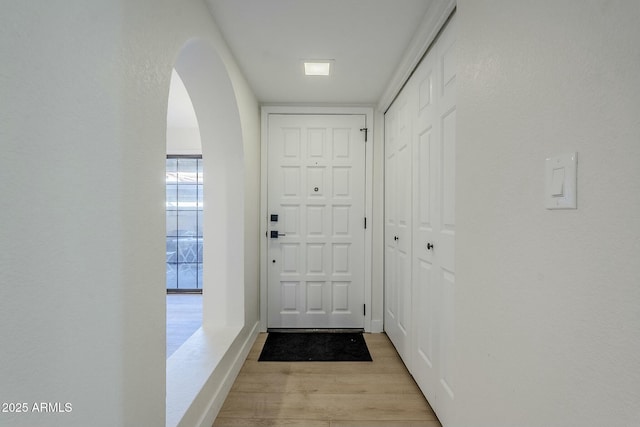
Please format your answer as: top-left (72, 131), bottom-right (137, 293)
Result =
top-left (173, 39), bottom-right (244, 330)
top-left (166, 38), bottom-right (245, 426)
top-left (166, 69), bottom-right (204, 357)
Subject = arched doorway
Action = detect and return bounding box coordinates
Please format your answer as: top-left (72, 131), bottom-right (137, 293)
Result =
top-left (166, 68), bottom-right (204, 357)
top-left (171, 38), bottom-right (245, 332)
top-left (166, 38), bottom-right (245, 426)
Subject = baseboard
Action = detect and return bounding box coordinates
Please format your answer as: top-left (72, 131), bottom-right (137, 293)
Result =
top-left (195, 321), bottom-right (260, 427)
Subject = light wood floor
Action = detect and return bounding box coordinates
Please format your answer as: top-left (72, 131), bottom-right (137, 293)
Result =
top-left (213, 332), bottom-right (442, 427)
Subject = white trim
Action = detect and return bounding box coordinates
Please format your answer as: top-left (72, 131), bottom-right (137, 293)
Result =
top-left (260, 107), bottom-right (270, 332)
top-left (260, 106), bottom-right (375, 332)
top-left (377, 0), bottom-right (456, 113)
top-left (370, 319), bottom-right (384, 334)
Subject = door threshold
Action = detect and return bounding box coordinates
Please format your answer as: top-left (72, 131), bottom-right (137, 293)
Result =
top-left (267, 328), bottom-right (365, 333)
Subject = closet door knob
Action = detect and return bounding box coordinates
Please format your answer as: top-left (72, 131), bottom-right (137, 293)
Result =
top-left (394, 236), bottom-right (399, 241)
top-left (426, 242), bottom-right (434, 250)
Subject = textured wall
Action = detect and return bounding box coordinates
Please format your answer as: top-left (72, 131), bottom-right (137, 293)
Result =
top-left (455, 1), bottom-right (640, 426)
top-left (0, 1), bottom-right (260, 426)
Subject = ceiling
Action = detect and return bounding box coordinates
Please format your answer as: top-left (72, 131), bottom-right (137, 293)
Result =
top-left (205, 0), bottom-right (436, 105)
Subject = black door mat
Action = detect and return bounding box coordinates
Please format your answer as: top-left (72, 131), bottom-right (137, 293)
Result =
top-left (258, 332), bottom-right (373, 362)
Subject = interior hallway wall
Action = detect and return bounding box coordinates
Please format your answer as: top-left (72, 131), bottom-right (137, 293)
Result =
top-left (167, 70), bottom-right (202, 155)
top-left (0, 1), bottom-right (260, 426)
top-left (455, 1), bottom-right (640, 426)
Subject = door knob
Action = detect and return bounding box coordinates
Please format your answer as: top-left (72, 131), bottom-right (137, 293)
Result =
top-left (394, 236), bottom-right (399, 241)
top-left (426, 242), bottom-right (434, 250)
top-left (270, 231), bottom-right (286, 239)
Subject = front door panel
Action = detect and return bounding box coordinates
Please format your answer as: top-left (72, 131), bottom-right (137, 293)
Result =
top-left (267, 114), bottom-right (366, 329)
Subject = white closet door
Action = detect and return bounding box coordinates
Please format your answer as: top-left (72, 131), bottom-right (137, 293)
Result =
top-left (384, 12), bottom-right (457, 426)
top-left (411, 41), bottom-right (439, 404)
top-left (411, 15), bottom-right (457, 425)
top-left (384, 90), bottom-right (413, 364)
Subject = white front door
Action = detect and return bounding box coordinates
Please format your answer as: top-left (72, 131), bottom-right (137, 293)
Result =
top-left (267, 114), bottom-right (366, 329)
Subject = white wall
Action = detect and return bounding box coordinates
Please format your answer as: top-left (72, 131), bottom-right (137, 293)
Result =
top-left (0, 1), bottom-right (260, 426)
top-left (167, 69), bottom-right (202, 155)
top-left (454, 1), bottom-right (640, 426)
top-left (167, 127), bottom-right (202, 155)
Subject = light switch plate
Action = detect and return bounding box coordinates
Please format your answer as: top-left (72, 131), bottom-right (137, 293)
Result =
top-left (545, 152), bottom-right (577, 209)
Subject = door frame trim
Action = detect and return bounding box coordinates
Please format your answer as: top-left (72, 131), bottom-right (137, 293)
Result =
top-left (260, 106), bottom-right (375, 332)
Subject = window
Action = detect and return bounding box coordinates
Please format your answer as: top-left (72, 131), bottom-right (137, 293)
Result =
top-left (166, 156), bottom-right (203, 291)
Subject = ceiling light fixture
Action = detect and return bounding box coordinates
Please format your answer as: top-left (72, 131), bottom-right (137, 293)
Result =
top-left (304, 61), bottom-right (332, 76)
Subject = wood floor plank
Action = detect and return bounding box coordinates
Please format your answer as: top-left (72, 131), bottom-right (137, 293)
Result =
top-left (217, 391), bottom-right (330, 420)
top-left (214, 418), bottom-right (329, 427)
top-left (331, 421), bottom-right (442, 427)
top-left (326, 393), bottom-right (436, 421)
top-left (239, 359), bottom-right (408, 375)
top-left (231, 371), bottom-right (423, 394)
top-left (217, 392), bottom-right (436, 421)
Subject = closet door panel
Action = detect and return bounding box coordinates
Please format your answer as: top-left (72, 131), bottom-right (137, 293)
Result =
top-left (384, 90), bottom-right (413, 363)
top-left (411, 47), bottom-right (440, 403)
top-left (432, 16), bottom-right (457, 425)
top-left (384, 12), bottom-right (457, 426)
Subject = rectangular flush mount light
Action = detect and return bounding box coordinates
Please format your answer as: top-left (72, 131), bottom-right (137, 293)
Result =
top-left (304, 61), bottom-right (331, 76)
